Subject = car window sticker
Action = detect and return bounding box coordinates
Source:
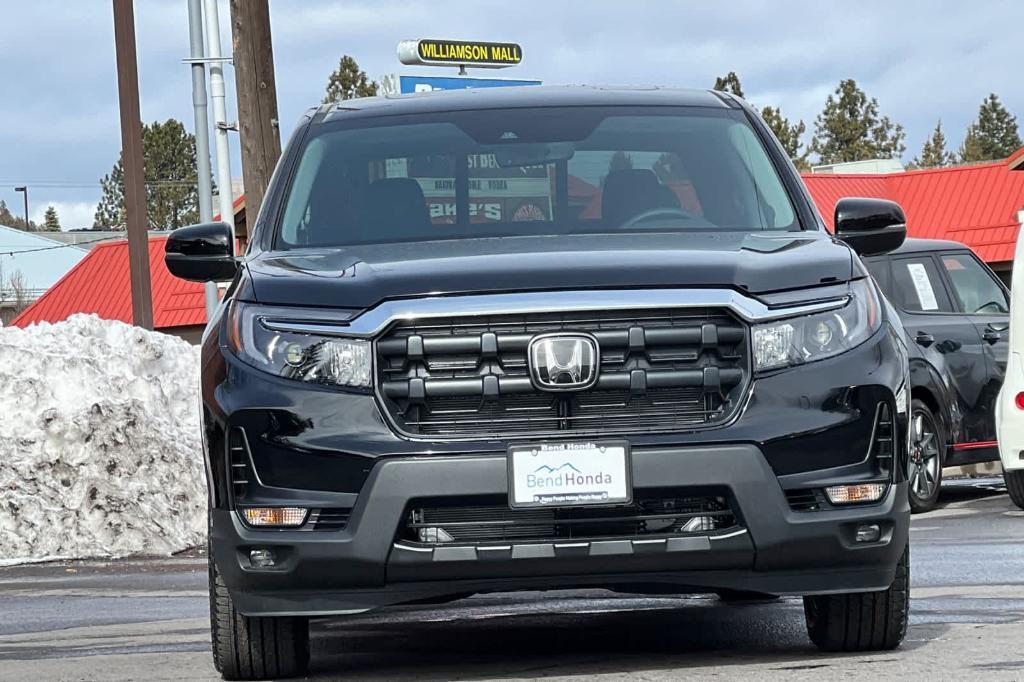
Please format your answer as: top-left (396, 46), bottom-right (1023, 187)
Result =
top-left (906, 262), bottom-right (939, 311)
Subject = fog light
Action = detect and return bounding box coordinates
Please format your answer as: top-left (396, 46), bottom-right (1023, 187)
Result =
top-left (824, 483), bottom-right (887, 505)
top-left (680, 516), bottom-right (715, 533)
top-left (855, 524), bottom-right (882, 543)
top-left (241, 507), bottom-right (308, 528)
top-left (417, 527), bottom-right (454, 543)
top-left (249, 548), bottom-right (276, 568)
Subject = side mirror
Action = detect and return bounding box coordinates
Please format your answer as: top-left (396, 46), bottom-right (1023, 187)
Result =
top-left (834, 197), bottom-right (907, 256)
top-left (165, 222), bottom-right (238, 282)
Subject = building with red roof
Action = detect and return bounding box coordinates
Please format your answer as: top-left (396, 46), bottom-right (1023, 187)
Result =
top-left (802, 150), bottom-right (1024, 281)
top-left (9, 148), bottom-right (1024, 339)
top-left (10, 235), bottom-right (207, 343)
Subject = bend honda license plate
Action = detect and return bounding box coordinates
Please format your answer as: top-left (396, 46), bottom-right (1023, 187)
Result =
top-left (508, 440), bottom-right (631, 508)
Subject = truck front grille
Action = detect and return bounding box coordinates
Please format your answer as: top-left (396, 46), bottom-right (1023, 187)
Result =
top-left (376, 308), bottom-right (749, 439)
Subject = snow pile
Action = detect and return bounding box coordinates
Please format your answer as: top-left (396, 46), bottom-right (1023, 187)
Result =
top-left (0, 315), bottom-right (205, 565)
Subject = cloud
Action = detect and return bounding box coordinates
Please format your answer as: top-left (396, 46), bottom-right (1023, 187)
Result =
top-left (1, 0), bottom-right (1022, 216)
top-left (31, 201), bottom-right (97, 232)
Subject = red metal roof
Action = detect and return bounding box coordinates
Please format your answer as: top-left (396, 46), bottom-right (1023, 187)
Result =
top-left (15, 151), bottom-right (1024, 332)
top-left (802, 155), bottom-right (1024, 264)
top-left (10, 236), bottom-right (206, 330)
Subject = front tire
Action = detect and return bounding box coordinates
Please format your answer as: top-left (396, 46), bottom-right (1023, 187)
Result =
top-left (803, 545), bottom-right (909, 652)
top-left (908, 399), bottom-right (944, 513)
top-left (209, 553), bottom-right (310, 680)
top-left (1006, 469), bottom-right (1024, 510)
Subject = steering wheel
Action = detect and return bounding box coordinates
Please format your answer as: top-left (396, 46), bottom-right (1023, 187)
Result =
top-left (976, 301), bottom-right (1007, 314)
top-left (621, 207), bottom-right (698, 228)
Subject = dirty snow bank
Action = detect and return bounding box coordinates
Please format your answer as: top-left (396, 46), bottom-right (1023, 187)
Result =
top-left (0, 315), bottom-right (204, 565)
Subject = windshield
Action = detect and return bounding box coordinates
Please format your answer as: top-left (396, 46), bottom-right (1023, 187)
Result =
top-left (277, 106), bottom-right (800, 248)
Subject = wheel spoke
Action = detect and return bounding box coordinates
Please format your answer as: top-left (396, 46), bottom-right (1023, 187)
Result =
top-left (912, 465), bottom-right (923, 495)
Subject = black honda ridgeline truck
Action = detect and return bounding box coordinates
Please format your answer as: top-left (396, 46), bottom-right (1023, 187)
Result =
top-left (166, 86), bottom-right (912, 680)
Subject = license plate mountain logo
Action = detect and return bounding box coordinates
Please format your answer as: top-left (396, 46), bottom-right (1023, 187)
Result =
top-left (527, 461), bottom-right (613, 489)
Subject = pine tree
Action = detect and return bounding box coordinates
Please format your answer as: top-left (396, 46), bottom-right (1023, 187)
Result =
top-left (809, 79), bottom-right (906, 165)
top-left (761, 106), bottom-right (809, 170)
top-left (958, 126), bottom-right (985, 164)
top-left (607, 151), bottom-right (634, 177)
top-left (958, 94), bottom-right (1021, 162)
top-left (653, 153), bottom-right (687, 182)
top-left (93, 119), bottom-right (207, 230)
top-left (42, 205), bottom-right (60, 231)
top-left (94, 163), bottom-right (125, 229)
top-left (712, 72), bottom-right (744, 98)
top-left (911, 120), bottom-right (954, 169)
top-left (0, 200), bottom-right (18, 228)
top-left (0, 199), bottom-right (36, 231)
top-left (323, 55), bottom-right (378, 103)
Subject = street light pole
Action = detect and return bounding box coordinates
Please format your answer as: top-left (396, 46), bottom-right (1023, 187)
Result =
top-left (14, 186), bottom-right (28, 229)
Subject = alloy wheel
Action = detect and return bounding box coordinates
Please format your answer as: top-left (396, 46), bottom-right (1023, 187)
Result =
top-left (909, 410), bottom-right (941, 502)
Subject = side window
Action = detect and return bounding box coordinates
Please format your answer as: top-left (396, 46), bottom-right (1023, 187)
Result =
top-left (890, 256), bottom-right (955, 313)
top-left (727, 124), bottom-right (796, 228)
top-left (863, 258), bottom-right (893, 298)
top-left (939, 253), bottom-right (1009, 314)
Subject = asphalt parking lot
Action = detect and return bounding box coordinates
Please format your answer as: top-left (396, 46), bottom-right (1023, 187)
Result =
top-left (1, 477), bottom-right (1022, 682)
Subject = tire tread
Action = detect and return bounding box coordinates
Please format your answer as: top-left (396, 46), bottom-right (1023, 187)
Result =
top-left (804, 545), bottom-right (909, 652)
top-left (1006, 469), bottom-right (1024, 510)
top-left (209, 554), bottom-right (309, 680)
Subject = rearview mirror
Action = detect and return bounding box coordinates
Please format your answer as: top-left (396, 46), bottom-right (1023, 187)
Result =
top-left (834, 197), bottom-right (907, 256)
top-left (165, 222), bottom-right (237, 282)
top-left (493, 142), bottom-right (575, 168)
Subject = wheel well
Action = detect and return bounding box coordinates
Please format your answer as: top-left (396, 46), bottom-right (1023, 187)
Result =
top-left (911, 386), bottom-right (950, 447)
top-left (911, 386), bottom-right (938, 415)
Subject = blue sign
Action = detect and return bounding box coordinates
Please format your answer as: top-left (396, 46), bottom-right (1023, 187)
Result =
top-left (399, 75), bottom-right (541, 94)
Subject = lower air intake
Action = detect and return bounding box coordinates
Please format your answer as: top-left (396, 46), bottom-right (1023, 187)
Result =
top-left (401, 490), bottom-right (740, 545)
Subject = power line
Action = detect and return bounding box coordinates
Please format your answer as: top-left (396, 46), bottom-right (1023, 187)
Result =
top-left (0, 180), bottom-right (204, 188)
top-left (0, 236), bottom-right (118, 257)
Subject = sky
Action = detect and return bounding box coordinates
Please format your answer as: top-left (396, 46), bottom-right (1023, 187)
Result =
top-left (0, 0), bottom-right (1021, 231)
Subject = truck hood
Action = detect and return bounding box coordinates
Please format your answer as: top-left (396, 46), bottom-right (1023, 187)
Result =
top-left (243, 232), bottom-right (854, 310)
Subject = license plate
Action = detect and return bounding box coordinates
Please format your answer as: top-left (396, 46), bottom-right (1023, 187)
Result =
top-left (507, 440), bottom-right (631, 508)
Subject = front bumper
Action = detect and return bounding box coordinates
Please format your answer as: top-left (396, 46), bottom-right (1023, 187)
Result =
top-left (213, 444), bottom-right (908, 617)
top-left (205, 320), bottom-right (910, 616)
top-left (997, 351), bottom-right (1024, 472)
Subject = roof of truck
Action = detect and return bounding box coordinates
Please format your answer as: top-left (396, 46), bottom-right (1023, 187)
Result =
top-left (885, 237), bottom-right (971, 255)
top-left (320, 85), bottom-right (732, 122)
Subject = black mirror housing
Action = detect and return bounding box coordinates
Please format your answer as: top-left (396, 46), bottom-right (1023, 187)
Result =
top-left (834, 197), bottom-right (907, 256)
top-left (165, 222), bottom-right (238, 282)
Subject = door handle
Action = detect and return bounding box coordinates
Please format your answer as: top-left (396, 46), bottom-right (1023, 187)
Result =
top-left (987, 322), bottom-right (1009, 333)
top-left (983, 330), bottom-right (1002, 344)
top-left (915, 331), bottom-right (935, 348)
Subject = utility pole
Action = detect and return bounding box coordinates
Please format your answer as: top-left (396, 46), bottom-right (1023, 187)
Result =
top-left (203, 0), bottom-right (235, 243)
top-left (111, 0), bottom-right (153, 330)
top-left (186, 0), bottom-right (213, 224)
top-left (230, 0), bottom-right (281, 242)
top-left (184, 0), bottom-right (219, 318)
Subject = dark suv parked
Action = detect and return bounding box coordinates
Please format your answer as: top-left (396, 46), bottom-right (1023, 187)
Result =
top-left (166, 86), bottom-right (912, 680)
top-left (863, 239), bottom-right (1009, 512)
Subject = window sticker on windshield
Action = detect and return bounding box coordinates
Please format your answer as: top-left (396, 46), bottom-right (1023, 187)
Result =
top-left (906, 263), bottom-right (939, 310)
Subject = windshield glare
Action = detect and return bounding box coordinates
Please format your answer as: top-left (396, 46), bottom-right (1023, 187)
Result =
top-left (277, 106), bottom-right (799, 249)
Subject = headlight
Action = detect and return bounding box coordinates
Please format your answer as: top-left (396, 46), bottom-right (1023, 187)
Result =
top-left (752, 279), bottom-right (880, 371)
top-left (226, 302), bottom-right (372, 388)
